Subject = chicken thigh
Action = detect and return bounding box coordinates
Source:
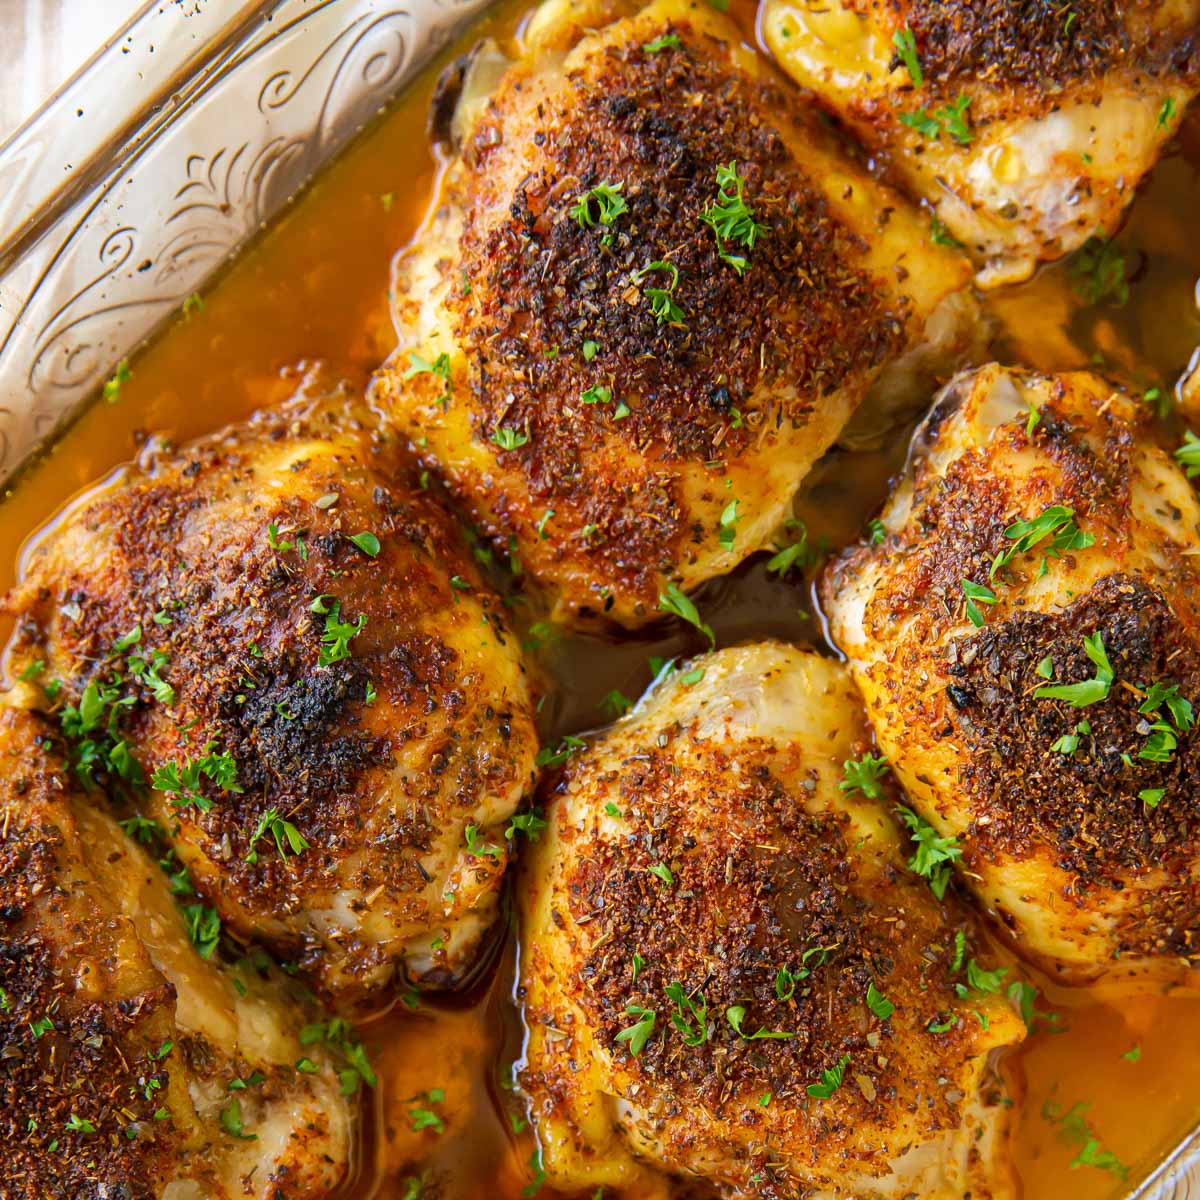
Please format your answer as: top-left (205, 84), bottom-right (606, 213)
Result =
top-left (370, 0), bottom-right (978, 629)
top-left (822, 363), bottom-right (1200, 983)
top-left (4, 380), bottom-right (539, 1006)
top-left (762, 0), bottom-right (1200, 286)
top-left (0, 705), bottom-right (353, 1199)
top-left (518, 643), bottom-right (1023, 1200)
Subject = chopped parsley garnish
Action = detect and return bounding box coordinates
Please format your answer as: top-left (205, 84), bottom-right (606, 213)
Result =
top-left (840, 753), bottom-right (889, 800)
top-left (900, 94), bottom-right (972, 144)
top-left (491, 425), bottom-right (530, 450)
top-left (866, 982), bottom-right (894, 1020)
top-left (658, 582), bottom-right (715, 648)
top-left (643, 33), bottom-right (682, 52)
top-left (865, 518), bottom-right (886, 545)
top-left (961, 578), bottom-right (997, 627)
top-left (935, 94), bottom-right (973, 144)
top-left (580, 384), bottom-right (612, 406)
top-left (535, 735), bottom-right (586, 769)
top-left (766, 522), bottom-right (817, 576)
top-left (1051, 719), bottom-right (1090, 756)
top-left (1158, 96), bottom-right (1177, 129)
top-left (152, 745), bottom-right (241, 812)
top-left (958, 958), bottom-right (1007, 997)
top-left (1175, 430), bottom-right (1200, 478)
top-left (316, 599), bottom-right (366, 667)
top-left (348, 531), bottom-right (380, 557)
top-left (505, 809), bottom-right (548, 841)
top-left (404, 350), bottom-right (453, 391)
top-left (930, 214), bottom-right (963, 248)
top-left (718, 499), bottom-right (740, 550)
top-left (569, 182), bottom-right (628, 246)
top-left (1043, 1100), bottom-right (1129, 1179)
top-left (615, 1005), bottom-right (656, 1056)
top-left (664, 982), bottom-right (710, 1045)
top-left (648, 862), bottom-right (674, 886)
top-left (64, 1114), bottom-right (97, 1135)
top-left (892, 28), bottom-right (923, 87)
top-left (582, 339), bottom-right (599, 360)
top-left (299, 1017), bottom-right (377, 1094)
top-left (806, 1053), bottom-right (850, 1099)
top-left (244, 808), bottom-right (309, 863)
top-left (1033, 632), bottom-right (1112, 707)
top-left (775, 946), bottom-right (833, 999)
top-left (409, 1090), bottom-right (446, 1134)
top-left (600, 689), bottom-right (632, 719)
top-left (726, 1005), bottom-right (793, 1041)
top-left (219, 1098), bottom-right (256, 1140)
top-left (990, 505), bottom-right (1093, 579)
top-left (899, 109), bottom-right (940, 139)
top-left (182, 293), bottom-right (204, 318)
top-left (182, 903), bottom-right (221, 959)
top-left (464, 824), bottom-right (503, 860)
top-left (895, 805), bottom-right (961, 899)
top-left (700, 162), bottom-right (767, 275)
top-left (1070, 234), bottom-right (1129, 307)
top-left (632, 260), bottom-right (684, 324)
top-left (103, 359), bottom-right (132, 402)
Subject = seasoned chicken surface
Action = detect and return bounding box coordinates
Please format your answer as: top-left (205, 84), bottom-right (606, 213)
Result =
top-left (370, 0), bottom-right (978, 629)
top-left (822, 364), bottom-right (1200, 984)
top-left (518, 643), bottom-right (1023, 1200)
top-left (762, 0), bottom-right (1200, 286)
top-left (0, 706), bottom-right (353, 1199)
top-left (4, 380), bottom-right (538, 1006)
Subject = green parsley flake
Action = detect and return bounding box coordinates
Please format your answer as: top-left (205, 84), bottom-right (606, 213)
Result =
top-left (700, 162), bottom-right (767, 275)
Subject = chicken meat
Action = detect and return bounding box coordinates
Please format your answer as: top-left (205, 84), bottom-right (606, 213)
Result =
top-left (370, 0), bottom-right (978, 629)
top-left (762, 0), bottom-right (1200, 286)
top-left (822, 363), bottom-right (1200, 984)
top-left (3, 378), bottom-right (539, 1006)
top-left (0, 705), bottom-right (354, 1199)
top-left (518, 642), bottom-right (1023, 1200)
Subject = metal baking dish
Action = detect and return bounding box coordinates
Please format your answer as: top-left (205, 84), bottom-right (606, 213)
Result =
top-left (0, 2), bottom-right (1196, 1198)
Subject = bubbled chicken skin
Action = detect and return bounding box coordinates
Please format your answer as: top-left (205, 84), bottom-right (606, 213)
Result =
top-left (518, 643), bottom-right (1023, 1200)
top-left (0, 706), bottom-right (353, 1200)
top-left (762, 0), bottom-right (1200, 286)
top-left (371, 0), bottom-right (978, 629)
top-left (4, 380), bottom-right (539, 1006)
top-left (822, 364), bottom-right (1200, 984)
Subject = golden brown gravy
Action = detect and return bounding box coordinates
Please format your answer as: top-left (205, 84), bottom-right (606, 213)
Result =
top-left (2, 2), bottom-right (1200, 1197)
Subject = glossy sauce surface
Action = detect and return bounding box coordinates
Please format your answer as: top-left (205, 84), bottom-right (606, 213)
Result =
top-left (2, 3), bottom-right (1200, 1198)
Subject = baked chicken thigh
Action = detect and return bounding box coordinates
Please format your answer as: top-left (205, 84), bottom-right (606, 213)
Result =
top-left (519, 643), bottom-right (1023, 1200)
top-left (823, 364), bottom-right (1200, 983)
top-left (370, 0), bottom-right (977, 629)
top-left (0, 705), bottom-right (353, 1199)
top-left (762, 0), bottom-right (1200, 286)
top-left (4, 381), bottom-right (538, 1005)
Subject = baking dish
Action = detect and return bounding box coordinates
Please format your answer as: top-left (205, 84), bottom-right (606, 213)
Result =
top-left (0, 2), bottom-right (1197, 1198)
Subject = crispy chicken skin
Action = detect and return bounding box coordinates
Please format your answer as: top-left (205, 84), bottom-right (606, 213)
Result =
top-left (518, 643), bottom-right (1023, 1200)
top-left (822, 363), bottom-right (1200, 984)
top-left (3, 382), bottom-right (538, 1005)
top-left (762, 0), bottom-right (1200, 286)
top-left (370, 0), bottom-right (977, 629)
top-left (0, 706), bottom-right (353, 1200)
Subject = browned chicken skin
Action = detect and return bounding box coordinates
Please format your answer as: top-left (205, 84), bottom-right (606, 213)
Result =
top-left (823, 364), bottom-right (1200, 984)
top-left (0, 706), bottom-right (353, 1199)
top-left (519, 643), bottom-right (1023, 1199)
top-left (763, 0), bottom-right (1200, 285)
top-left (371, 0), bottom-right (978, 629)
top-left (4, 378), bottom-right (539, 1006)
